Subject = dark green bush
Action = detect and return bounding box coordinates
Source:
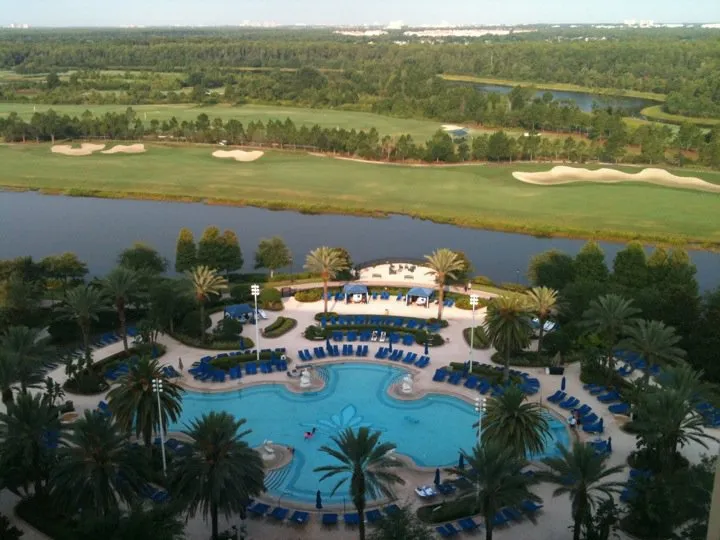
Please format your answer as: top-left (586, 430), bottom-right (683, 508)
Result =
top-left (258, 287), bottom-right (283, 310)
top-left (462, 326), bottom-right (490, 349)
top-left (263, 316), bottom-right (297, 338)
top-left (64, 369), bottom-right (109, 395)
top-left (454, 296), bottom-right (489, 310)
top-left (16, 495), bottom-right (77, 540)
top-left (304, 325), bottom-right (330, 340)
top-left (490, 350), bottom-right (557, 367)
top-left (499, 282), bottom-right (528, 293)
top-left (269, 271), bottom-right (319, 282)
top-left (426, 317), bottom-right (450, 329)
top-left (448, 362), bottom-right (520, 385)
top-left (417, 497), bottom-right (477, 524)
top-left (210, 350), bottom-right (282, 370)
top-left (179, 310), bottom-right (211, 338)
top-left (170, 332), bottom-right (254, 351)
top-left (471, 275), bottom-right (496, 287)
top-left (213, 317), bottom-right (243, 340)
top-left (230, 284), bottom-right (251, 303)
top-left (295, 289), bottom-right (324, 302)
top-left (414, 331), bottom-right (444, 347)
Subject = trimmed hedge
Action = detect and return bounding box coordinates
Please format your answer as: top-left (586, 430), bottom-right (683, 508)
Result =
top-left (209, 350), bottom-right (286, 370)
top-left (313, 313), bottom-right (449, 328)
top-left (263, 316), bottom-right (297, 338)
top-left (448, 362), bottom-right (521, 386)
top-left (417, 497), bottom-right (477, 524)
top-left (16, 496), bottom-right (77, 540)
top-left (454, 296), bottom-right (490, 310)
top-left (490, 350), bottom-right (576, 368)
top-left (462, 327), bottom-right (490, 349)
top-left (295, 289), bottom-right (324, 302)
top-left (304, 323), bottom-right (444, 347)
top-left (170, 332), bottom-right (255, 351)
top-left (259, 288), bottom-right (283, 311)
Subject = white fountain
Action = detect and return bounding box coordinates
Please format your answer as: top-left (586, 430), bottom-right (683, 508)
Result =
top-left (261, 439), bottom-right (275, 461)
top-left (401, 373), bottom-right (414, 395)
top-left (300, 368), bottom-right (312, 389)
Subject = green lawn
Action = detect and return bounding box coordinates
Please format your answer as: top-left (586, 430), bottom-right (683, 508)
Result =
top-left (0, 103), bottom-right (465, 141)
top-left (640, 105), bottom-right (720, 128)
top-left (1, 143), bottom-right (720, 246)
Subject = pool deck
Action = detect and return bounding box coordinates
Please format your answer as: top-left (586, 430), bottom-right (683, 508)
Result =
top-left (2, 291), bottom-right (718, 540)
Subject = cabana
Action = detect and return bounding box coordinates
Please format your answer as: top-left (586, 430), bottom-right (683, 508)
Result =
top-left (406, 287), bottom-right (434, 308)
top-left (224, 304), bottom-right (255, 321)
top-left (343, 284), bottom-right (369, 304)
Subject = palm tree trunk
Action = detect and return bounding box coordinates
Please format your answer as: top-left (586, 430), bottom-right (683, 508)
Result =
top-left (357, 507), bottom-right (366, 540)
top-left (437, 280), bottom-right (445, 320)
top-left (119, 301), bottom-right (128, 352)
top-left (486, 521), bottom-right (494, 540)
top-left (1, 387), bottom-right (13, 405)
top-left (573, 516), bottom-right (582, 540)
top-left (211, 501), bottom-right (219, 540)
top-left (199, 300), bottom-right (206, 343)
top-left (537, 317), bottom-right (545, 361)
top-left (80, 321), bottom-right (91, 364)
top-left (504, 348), bottom-right (510, 383)
top-left (323, 278), bottom-right (329, 315)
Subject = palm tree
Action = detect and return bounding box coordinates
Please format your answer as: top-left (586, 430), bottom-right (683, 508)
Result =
top-left (315, 427), bottom-right (405, 540)
top-left (0, 392), bottom-right (63, 497)
top-left (447, 441), bottom-right (540, 540)
top-left (171, 412), bottom-right (265, 540)
top-left (304, 247), bottom-right (349, 315)
top-left (541, 442), bottom-right (626, 540)
top-left (525, 286), bottom-right (559, 360)
top-left (50, 411), bottom-right (149, 516)
top-left (0, 350), bottom-right (17, 405)
top-left (188, 266), bottom-right (228, 343)
top-left (619, 319), bottom-right (686, 383)
top-left (1, 326), bottom-right (54, 395)
top-left (61, 284), bottom-right (108, 363)
top-left (480, 386), bottom-right (551, 458)
top-left (484, 295), bottom-right (533, 382)
top-left (107, 356), bottom-right (183, 449)
top-left (103, 267), bottom-right (141, 351)
top-left (424, 249), bottom-right (465, 320)
top-left (581, 294), bottom-right (639, 375)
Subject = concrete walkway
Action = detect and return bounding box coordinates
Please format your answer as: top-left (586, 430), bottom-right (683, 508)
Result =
top-left (2, 291), bottom-right (718, 540)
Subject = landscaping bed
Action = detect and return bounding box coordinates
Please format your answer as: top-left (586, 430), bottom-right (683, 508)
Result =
top-left (490, 350), bottom-right (581, 368)
top-left (313, 312), bottom-right (449, 328)
top-left (448, 362), bottom-right (522, 386)
top-left (304, 323), bottom-right (444, 347)
top-left (209, 350), bottom-right (288, 370)
top-left (462, 327), bottom-right (490, 349)
top-left (169, 331), bottom-right (254, 351)
top-left (262, 316), bottom-right (297, 338)
top-left (417, 497), bottom-right (477, 524)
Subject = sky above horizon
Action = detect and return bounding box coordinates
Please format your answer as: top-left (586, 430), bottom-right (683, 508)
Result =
top-left (3, 0), bottom-right (720, 27)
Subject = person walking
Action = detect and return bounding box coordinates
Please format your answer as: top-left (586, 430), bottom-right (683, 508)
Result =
top-left (178, 357), bottom-right (184, 371)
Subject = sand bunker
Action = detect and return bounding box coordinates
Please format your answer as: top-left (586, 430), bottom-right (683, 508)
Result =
top-left (101, 144), bottom-right (146, 154)
top-left (212, 150), bottom-right (264, 162)
top-left (442, 124), bottom-right (465, 132)
top-left (51, 143), bottom-right (106, 156)
top-left (512, 166), bottom-right (720, 194)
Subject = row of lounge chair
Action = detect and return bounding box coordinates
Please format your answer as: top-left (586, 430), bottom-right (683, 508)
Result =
top-left (375, 348), bottom-right (431, 367)
top-left (436, 500), bottom-right (543, 537)
top-left (189, 356), bottom-right (287, 382)
top-left (331, 330), bottom-right (420, 346)
top-left (582, 384), bottom-right (632, 416)
top-left (298, 344), bottom-right (369, 360)
top-left (246, 502), bottom-right (401, 527)
top-left (433, 366), bottom-right (540, 396)
top-left (320, 315), bottom-right (441, 333)
top-left (620, 468), bottom-right (652, 503)
top-left (547, 390), bottom-right (605, 433)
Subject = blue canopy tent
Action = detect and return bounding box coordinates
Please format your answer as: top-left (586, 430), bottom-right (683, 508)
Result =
top-left (406, 287), bottom-right (434, 308)
top-left (343, 284), bottom-right (369, 304)
top-left (224, 304), bottom-right (255, 321)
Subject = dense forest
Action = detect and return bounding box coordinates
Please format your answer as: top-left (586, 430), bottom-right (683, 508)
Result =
top-left (1, 28), bottom-right (719, 118)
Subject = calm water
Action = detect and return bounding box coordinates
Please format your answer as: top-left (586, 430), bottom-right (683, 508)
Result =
top-left (172, 363), bottom-right (568, 504)
top-left (475, 84), bottom-right (656, 115)
top-left (0, 191), bottom-right (718, 291)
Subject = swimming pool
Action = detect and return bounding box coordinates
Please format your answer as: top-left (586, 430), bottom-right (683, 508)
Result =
top-left (172, 363), bottom-right (569, 505)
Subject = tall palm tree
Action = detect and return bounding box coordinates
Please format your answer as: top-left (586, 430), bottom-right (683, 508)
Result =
top-left (525, 286), bottom-right (560, 361)
top-left (171, 412), bottom-right (265, 540)
top-left (424, 249), bottom-right (465, 320)
top-left (315, 427), bottom-right (405, 540)
top-left (0, 350), bottom-right (17, 405)
top-left (107, 357), bottom-right (183, 450)
top-left (0, 392), bottom-right (63, 497)
top-left (484, 295), bottom-right (533, 382)
top-left (619, 319), bottom-right (686, 383)
top-left (50, 411), bottom-right (148, 516)
top-left (304, 247), bottom-right (349, 315)
top-left (480, 386), bottom-right (551, 458)
top-left (188, 266), bottom-right (228, 343)
top-left (103, 267), bottom-right (141, 352)
top-left (541, 442), bottom-right (626, 540)
top-left (447, 441), bottom-right (541, 540)
top-left (581, 294), bottom-right (640, 375)
top-left (61, 284), bottom-right (108, 364)
top-left (1, 326), bottom-right (54, 395)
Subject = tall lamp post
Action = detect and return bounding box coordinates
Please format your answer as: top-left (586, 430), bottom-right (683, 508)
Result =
top-left (469, 294), bottom-right (479, 369)
top-left (251, 284), bottom-right (261, 363)
top-left (474, 396), bottom-right (486, 504)
top-left (152, 378), bottom-right (167, 476)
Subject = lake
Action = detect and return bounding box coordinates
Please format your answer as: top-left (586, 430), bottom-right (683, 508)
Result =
top-left (474, 84), bottom-right (656, 115)
top-left (0, 191), bottom-right (717, 291)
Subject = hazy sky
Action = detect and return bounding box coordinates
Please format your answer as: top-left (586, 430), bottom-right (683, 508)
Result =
top-left (3, 0), bottom-right (719, 27)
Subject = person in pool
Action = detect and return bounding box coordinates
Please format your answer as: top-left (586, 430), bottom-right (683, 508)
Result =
top-left (304, 427), bottom-right (317, 440)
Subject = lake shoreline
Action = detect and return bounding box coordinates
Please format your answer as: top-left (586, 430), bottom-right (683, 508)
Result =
top-left (3, 186), bottom-right (718, 252)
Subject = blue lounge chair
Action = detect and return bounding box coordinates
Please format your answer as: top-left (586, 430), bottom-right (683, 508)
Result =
top-left (581, 413), bottom-right (599, 425)
top-left (521, 500), bottom-right (543, 513)
top-left (322, 513), bottom-right (338, 525)
top-left (609, 402), bottom-right (630, 415)
top-left (575, 404), bottom-right (593, 418)
top-left (270, 507), bottom-right (289, 521)
top-left (445, 523), bottom-right (460, 535)
top-left (559, 397), bottom-right (579, 409)
top-left (260, 362), bottom-right (272, 374)
top-left (433, 368), bottom-right (448, 382)
top-left (435, 525), bottom-right (453, 538)
top-left (344, 513), bottom-right (360, 525)
top-left (402, 334), bottom-right (414, 346)
top-left (437, 483), bottom-right (456, 495)
top-left (589, 386), bottom-right (607, 396)
top-left (583, 420), bottom-right (604, 434)
top-left (151, 490), bottom-right (169, 503)
top-left (383, 504), bottom-right (400, 515)
top-left (617, 365), bottom-right (634, 377)
top-left (245, 363), bottom-right (258, 375)
top-left (547, 391), bottom-right (566, 403)
top-left (247, 502), bottom-right (269, 516)
top-left (229, 366), bottom-right (241, 380)
top-left (415, 356), bottom-right (430, 368)
top-left (503, 507), bottom-right (523, 521)
top-left (366, 509), bottom-right (383, 523)
top-left (598, 391), bottom-right (620, 403)
top-left (492, 512), bottom-right (509, 527)
top-left (448, 372), bottom-right (462, 385)
top-left (289, 511), bottom-right (309, 524)
top-left (477, 379), bottom-right (491, 394)
top-left (458, 517), bottom-right (480, 531)
top-left (464, 376), bottom-right (479, 389)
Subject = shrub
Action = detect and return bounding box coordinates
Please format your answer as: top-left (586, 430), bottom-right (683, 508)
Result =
top-left (426, 317), bottom-right (450, 328)
top-left (213, 317), bottom-right (243, 340)
top-left (259, 287), bottom-right (283, 310)
top-left (230, 284), bottom-right (251, 303)
top-left (471, 275), bottom-right (496, 287)
top-left (417, 498), bottom-right (477, 523)
top-left (170, 332), bottom-right (255, 351)
top-left (295, 289), bottom-right (323, 302)
top-left (454, 296), bottom-right (489, 310)
top-left (490, 350), bottom-right (557, 367)
top-left (16, 495), bottom-right (77, 540)
top-left (210, 350), bottom-right (281, 370)
top-left (179, 310), bottom-right (211, 338)
top-left (462, 326), bottom-right (490, 349)
top-left (64, 369), bottom-right (109, 395)
top-left (269, 271), bottom-right (319, 282)
top-left (304, 325), bottom-right (330, 340)
top-left (500, 282), bottom-right (528, 293)
top-left (415, 332), bottom-right (444, 347)
top-left (263, 317), bottom-right (297, 338)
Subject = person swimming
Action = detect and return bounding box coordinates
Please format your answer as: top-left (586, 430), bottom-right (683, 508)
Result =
top-left (304, 427), bottom-right (317, 440)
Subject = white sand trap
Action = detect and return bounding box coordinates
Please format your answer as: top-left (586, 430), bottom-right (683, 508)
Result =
top-left (101, 144), bottom-right (146, 154)
top-left (512, 166), bottom-right (720, 194)
top-left (442, 124), bottom-right (465, 131)
top-left (51, 143), bottom-right (106, 156)
top-left (212, 149), bottom-right (264, 162)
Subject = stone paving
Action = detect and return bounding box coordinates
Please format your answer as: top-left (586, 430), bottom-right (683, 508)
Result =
top-left (2, 288), bottom-right (719, 540)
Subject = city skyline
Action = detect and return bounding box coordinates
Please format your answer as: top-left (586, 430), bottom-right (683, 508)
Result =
top-left (2, 0), bottom-right (720, 27)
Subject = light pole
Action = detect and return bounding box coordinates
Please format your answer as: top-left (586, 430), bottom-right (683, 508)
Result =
top-left (152, 378), bottom-right (167, 476)
top-left (474, 396), bottom-right (486, 504)
top-left (251, 284), bottom-right (261, 363)
top-left (469, 294), bottom-right (479, 369)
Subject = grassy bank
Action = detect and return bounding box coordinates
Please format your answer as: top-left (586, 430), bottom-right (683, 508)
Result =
top-left (1, 143), bottom-right (720, 247)
top-left (640, 105), bottom-right (720, 127)
top-left (440, 74), bottom-right (667, 102)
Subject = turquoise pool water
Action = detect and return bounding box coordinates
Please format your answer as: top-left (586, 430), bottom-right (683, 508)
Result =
top-left (172, 363), bottom-right (569, 505)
